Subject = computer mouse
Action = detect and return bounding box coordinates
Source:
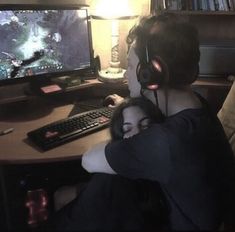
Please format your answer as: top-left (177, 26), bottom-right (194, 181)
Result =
top-left (103, 95), bottom-right (115, 107)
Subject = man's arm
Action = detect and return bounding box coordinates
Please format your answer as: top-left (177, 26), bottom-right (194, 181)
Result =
top-left (83, 125), bottom-right (171, 182)
top-left (82, 142), bottom-right (116, 174)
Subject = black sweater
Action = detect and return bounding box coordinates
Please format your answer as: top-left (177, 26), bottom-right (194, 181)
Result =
top-left (105, 98), bottom-right (235, 230)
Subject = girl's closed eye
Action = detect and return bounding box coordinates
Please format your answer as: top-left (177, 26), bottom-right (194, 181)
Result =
top-left (139, 118), bottom-right (152, 131)
top-left (122, 106), bottom-right (153, 139)
top-left (123, 124), bottom-right (133, 134)
top-left (139, 123), bottom-right (149, 131)
top-left (122, 118), bottom-right (152, 139)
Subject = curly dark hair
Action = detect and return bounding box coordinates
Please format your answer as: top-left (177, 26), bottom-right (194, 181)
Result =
top-left (110, 97), bottom-right (164, 141)
top-left (126, 12), bottom-right (200, 87)
top-left (127, 13), bottom-right (179, 53)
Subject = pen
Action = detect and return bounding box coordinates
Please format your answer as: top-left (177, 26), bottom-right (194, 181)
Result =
top-left (0, 128), bottom-right (14, 136)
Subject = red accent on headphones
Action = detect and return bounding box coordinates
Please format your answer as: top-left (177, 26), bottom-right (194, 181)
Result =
top-left (137, 55), bottom-right (168, 90)
top-left (147, 84), bottom-right (159, 90)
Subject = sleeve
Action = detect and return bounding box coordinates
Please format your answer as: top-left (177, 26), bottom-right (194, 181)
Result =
top-left (105, 125), bottom-right (172, 184)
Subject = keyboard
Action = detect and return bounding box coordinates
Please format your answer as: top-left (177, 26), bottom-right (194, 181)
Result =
top-left (27, 107), bottom-right (114, 151)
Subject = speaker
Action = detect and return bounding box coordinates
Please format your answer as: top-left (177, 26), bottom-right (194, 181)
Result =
top-left (93, 55), bottom-right (101, 75)
top-left (81, 55), bottom-right (101, 80)
top-left (199, 45), bottom-right (235, 77)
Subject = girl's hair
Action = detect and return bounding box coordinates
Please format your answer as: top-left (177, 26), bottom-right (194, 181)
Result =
top-left (110, 97), bottom-right (164, 141)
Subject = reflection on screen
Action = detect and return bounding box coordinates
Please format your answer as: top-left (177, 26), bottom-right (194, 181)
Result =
top-left (0, 8), bottom-right (91, 80)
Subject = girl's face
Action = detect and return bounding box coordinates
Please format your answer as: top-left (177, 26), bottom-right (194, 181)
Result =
top-left (122, 106), bottom-right (151, 139)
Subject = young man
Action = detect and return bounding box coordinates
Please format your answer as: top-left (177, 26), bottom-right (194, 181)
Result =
top-left (82, 13), bottom-right (235, 230)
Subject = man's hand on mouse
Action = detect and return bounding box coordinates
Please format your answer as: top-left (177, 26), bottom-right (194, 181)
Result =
top-left (104, 94), bottom-right (124, 108)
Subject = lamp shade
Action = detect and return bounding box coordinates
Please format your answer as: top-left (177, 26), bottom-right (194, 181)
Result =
top-left (91, 0), bottom-right (136, 19)
top-left (90, 0), bottom-right (139, 83)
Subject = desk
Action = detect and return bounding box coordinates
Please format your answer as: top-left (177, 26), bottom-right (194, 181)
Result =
top-left (0, 101), bottom-right (110, 164)
top-left (0, 78), bottom-right (129, 164)
top-left (0, 82), bottom-right (121, 230)
top-left (0, 77), bottom-right (232, 229)
top-left (0, 105), bottom-right (110, 229)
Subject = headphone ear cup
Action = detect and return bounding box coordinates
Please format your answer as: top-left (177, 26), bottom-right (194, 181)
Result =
top-left (137, 57), bottom-right (167, 90)
top-left (136, 63), bottom-right (153, 89)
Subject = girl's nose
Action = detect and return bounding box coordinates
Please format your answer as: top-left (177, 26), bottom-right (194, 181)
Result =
top-left (129, 126), bottom-right (140, 137)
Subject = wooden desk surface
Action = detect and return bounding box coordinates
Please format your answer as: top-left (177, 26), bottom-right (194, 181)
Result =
top-left (0, 99), bottom-right (110, 165)
top-left (0, 77), bottom-right (230, 165)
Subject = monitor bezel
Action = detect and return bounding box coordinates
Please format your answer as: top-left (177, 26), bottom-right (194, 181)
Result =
top-left (0, 4), bottom-right (94, 87)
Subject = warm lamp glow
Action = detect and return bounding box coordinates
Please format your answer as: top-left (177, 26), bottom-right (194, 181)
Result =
top-left (91, 0), bottom-right (138, 83)
top-left (93, 0), bottom-right (133, 19)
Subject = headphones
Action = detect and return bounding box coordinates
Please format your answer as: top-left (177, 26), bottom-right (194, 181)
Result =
top-left (136, 45), bottom-right (169, 90)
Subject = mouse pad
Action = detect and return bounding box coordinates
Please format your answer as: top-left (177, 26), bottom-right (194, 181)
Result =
top-left (68, 98), bottom-right (104, 117)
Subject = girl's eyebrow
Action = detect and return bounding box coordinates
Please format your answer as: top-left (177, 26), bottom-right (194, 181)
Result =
top-left (139, 117), bottom-right (150, 123)
top-left (123, 122), bottom-right (132, 125)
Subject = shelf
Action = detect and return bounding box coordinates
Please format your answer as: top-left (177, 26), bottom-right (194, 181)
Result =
top-left (0, 83), bottom-right (33, 105)
top-left (0, 78), bottom-right (128, 105)
top-left (163, 10), bottom-right (235, 16)
top-left (0, 77), bottom-right (232, 105)
top-left (0, 80), bottom-right (101, 105)
top-left (193, 77), bottom-right (233, 88)
top-left (63, 79), bottom-right (102, 92)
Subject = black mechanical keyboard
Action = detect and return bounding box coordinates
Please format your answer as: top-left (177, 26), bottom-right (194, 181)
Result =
top-left (27, 107), bottom-right (114, 151)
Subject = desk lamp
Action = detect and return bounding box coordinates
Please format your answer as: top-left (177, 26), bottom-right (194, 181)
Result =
top-left (91, 0), bottom-right (138, 83)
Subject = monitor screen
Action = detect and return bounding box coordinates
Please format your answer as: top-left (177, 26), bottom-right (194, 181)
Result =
top-left (0, 4), bottom-right (93, 85)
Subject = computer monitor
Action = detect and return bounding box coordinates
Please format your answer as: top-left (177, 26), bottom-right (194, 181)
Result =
top-left (0, 4), bottom-right (94, 90)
